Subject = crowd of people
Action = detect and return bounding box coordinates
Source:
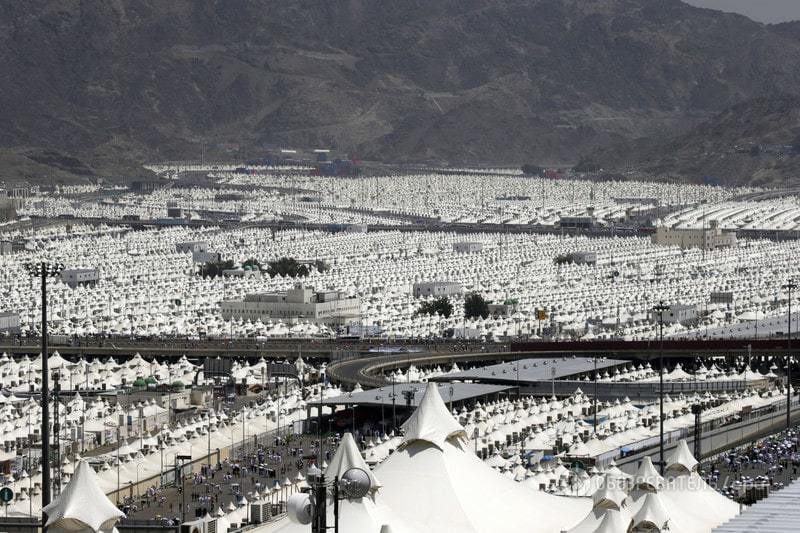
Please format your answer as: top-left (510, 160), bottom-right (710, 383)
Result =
top-left (119, 432), bottom-right (341, 522)
top-left (701, 428), bottom-right (800, 501)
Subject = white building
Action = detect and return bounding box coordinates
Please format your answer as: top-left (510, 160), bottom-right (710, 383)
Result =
top-left (220, 284), bottom-right (361, 325)
top-left (61, 268), bottom-right (99, 288)
top-left (192, 250), bottom-right (221, 263)
top-left (453, 242), bottom-right (483, 254)
top-left (650, 304), bottom-right (698, 325)
top-left (413, 281), bottom-right (463, 298)
top-left (652, 221), bottom-right (736, 250)
top-left (0, 312), bottom-right (20, 333)
top-left (566, 251), bottom-right (597, 265)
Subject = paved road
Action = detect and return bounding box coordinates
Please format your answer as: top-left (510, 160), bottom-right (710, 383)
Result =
top-left (120, 432), bottom-right (349, 523)
top-left (702, 427), bottom-right (800, 503)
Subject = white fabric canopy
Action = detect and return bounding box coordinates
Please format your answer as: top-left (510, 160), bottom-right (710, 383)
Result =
top-left (42, 461), bottom-right (124, 532)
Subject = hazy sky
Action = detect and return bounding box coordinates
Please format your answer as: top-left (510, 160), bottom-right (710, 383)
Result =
top-left (683, 0), bottom-right (800, 23)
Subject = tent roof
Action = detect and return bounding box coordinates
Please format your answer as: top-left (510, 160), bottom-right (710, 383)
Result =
top-left (42, 461), bottom-right (124, 532)
top-left (634, 456), bottom-right (664, 491)
top-left (593, 509), bottom-right (632, 533)
top-left (666, 439), bottom-right (698, 474)
top-left (400, 383), bottom-right (467, 450)
top-left (592, 474), bottom-right (627, 511)
top-left (632, 492), bottom-right (669, 530)
top-left (325, 432), bottom-right (381, 491)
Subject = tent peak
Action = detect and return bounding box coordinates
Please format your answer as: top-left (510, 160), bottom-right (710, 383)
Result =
top-left (400, 383), bottom-right (467, 450)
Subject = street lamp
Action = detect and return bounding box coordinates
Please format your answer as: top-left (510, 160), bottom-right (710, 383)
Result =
top-left (783, 278), bottom-right (797, 430)
top-left (653, 300), bottom-right (669, 475)
top-left (391, 373), bottom-right (397, 432)
top-left (24, 261), bottom-right (64, 512)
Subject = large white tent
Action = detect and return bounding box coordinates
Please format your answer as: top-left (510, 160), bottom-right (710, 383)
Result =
top-left (375, 383), bottom-right (590, 533)
top-left (42, 460), bottom-right (124, 533)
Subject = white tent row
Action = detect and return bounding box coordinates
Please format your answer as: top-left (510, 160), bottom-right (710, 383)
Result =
top-left (7, 198), bottom-right (800, 342)
top-left (3, 393), bottom-right (315, 516)
top-left (259, 383), bottom-right (741, 533)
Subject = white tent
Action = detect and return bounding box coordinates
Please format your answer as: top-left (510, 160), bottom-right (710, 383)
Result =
top-left (374, 383), bottom-right (590, 533)
top-left (42, 460), bottom-right (124, 533)
top-left (269, 432), bottom-right (415, 533)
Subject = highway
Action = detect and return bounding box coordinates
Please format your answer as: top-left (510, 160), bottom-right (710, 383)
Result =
top-left (326, 338), bottom-right (796, 387)
top-left (41, 211), bottom-right (800, 242)
top-left (0, 337), bottom-right (486, 362)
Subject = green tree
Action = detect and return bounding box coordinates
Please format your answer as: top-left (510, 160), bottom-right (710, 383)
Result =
top-left (416, 297), bottom-right (453, 318)
top-left (242, 258), bottom-right (262, 270)
top-left (464, 293), bottom-right (490, 319)
top-left (314, 259), bottom-right (331, 273)
top-left (267, 257), bottom-right (310, 278)
top-left (199, 259), bottom-right (235, 278)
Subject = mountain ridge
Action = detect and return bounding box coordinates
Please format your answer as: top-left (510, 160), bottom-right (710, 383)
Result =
top-left (3, 0), bottom-right (800, 184)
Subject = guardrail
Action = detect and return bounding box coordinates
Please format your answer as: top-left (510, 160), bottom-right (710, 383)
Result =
top-left (614, 398), bottom-right (800, 472)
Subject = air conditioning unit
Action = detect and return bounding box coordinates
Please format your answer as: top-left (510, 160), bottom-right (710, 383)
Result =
top-left (250, 503), bottom-right (270, 524)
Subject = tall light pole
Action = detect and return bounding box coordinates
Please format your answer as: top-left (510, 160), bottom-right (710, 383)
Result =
top-left (391, 373), bottom-right (397, 432)
top-left (593, 356), bottom-right (598, 433)
top-left (653, 300), bottom-right (669, 475)
top-left (24, 261), bottom-right (64, 514)
top-left (784, 279), bottom-right (797, 430)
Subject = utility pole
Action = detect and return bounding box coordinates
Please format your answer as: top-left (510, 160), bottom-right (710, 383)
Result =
top-left (392, 374), bottom-right (396, 432)
top-left (24, 261), bottom-right (64, 515)
top-left (784, 279), bottom-right (797, 430)
top-left (654, 300), bottom-right (669, 475)
top-left (593, 356), bottom-right (598, 432)
top-left (53, 373), bottom-right (61, 496)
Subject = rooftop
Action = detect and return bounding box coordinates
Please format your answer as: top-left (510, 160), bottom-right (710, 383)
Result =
top-left (319, 382), bottom-right (512, 408)
top-left (428, 356), bottom-right (627, 385)
top-left (712, 477), bottom-right (800, 533)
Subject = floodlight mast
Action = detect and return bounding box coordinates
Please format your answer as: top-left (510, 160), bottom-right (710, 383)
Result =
top-left (653, 300), bottom-right (669, 475)
top-left (783, 278), bottom-right (797, 430)
top-left (23, 261), bottom-right (64, 520)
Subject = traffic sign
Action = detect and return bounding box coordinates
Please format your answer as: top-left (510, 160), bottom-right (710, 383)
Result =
top-left (0, 487), bottom-right (14, 503)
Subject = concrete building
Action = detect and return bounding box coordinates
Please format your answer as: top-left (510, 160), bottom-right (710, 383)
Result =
top-left (117, 401), bottom-right (170, 437)
top-left (0, 312), bottom-right (20, 334)
top-left (453, 242), bottom-right (483, 254)
top-left (0, 241), bottom-right (13, 256)
top-left (176, 241), bottom-right (208, 254)
top-left (413, 281), bottom-right (463, 298)
top-left (192, 250), bottom-right (221, 263)
top-left (652, 221), bottom-right (737, 250)
top-left (566, 251), bottom-right (597, 265)
top-left (220, 284), bottom-right (361, 325)
top-left (61, 268), bottom-right (99, 288)
top-left (650, 304), bottom-right (698, 325)
top-left (167, 205), bottom-right (183, 218)
top-left (558, 215), bottom-right (596, 229)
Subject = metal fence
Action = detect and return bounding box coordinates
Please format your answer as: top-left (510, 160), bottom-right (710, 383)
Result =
top-left (0, 516), bottom-right (39, 533)
top-left (118, 519), bottom-right (180, 533)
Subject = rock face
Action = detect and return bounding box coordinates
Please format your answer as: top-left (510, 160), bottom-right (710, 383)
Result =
top-left (587, 95), bottom-right (800, 186)
top-left (4, 0), bottom-right (800, 183)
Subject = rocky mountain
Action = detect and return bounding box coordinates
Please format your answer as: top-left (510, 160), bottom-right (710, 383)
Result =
top-left (4, 0), bottom-right (800, 184)
top-left (585, 96), bottom-right (800, 186)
